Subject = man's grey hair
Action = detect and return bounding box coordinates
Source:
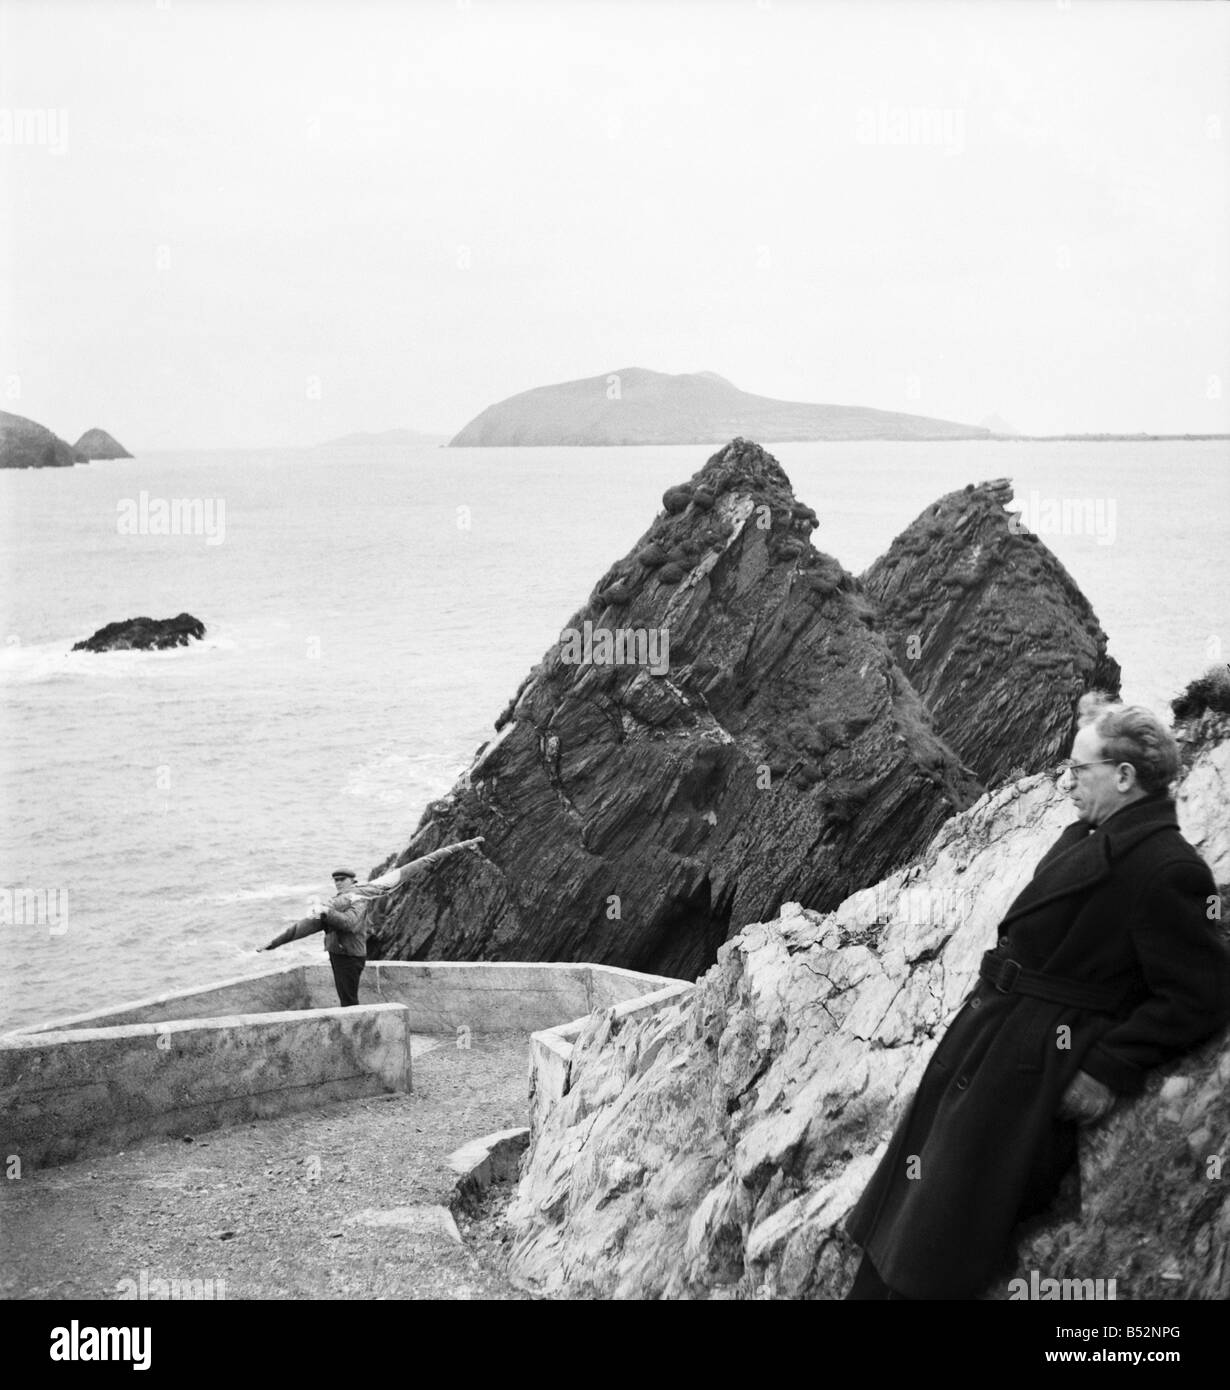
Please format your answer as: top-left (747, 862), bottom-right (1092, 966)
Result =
top-left (1076, 691), bottom-right (1180, 795)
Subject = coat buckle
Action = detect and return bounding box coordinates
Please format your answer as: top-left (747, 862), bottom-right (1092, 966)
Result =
top-left (995, 958), bottom-right (1021, 993)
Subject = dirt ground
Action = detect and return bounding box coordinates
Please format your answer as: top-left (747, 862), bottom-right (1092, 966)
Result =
top-left (0, 1035), bottom-right (538, 1301)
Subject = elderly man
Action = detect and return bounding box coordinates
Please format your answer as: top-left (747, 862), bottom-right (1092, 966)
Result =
top-left (844, 692), bottom-right (1230, 1300)
top-left (260, 838), bottom-right (483, 1006)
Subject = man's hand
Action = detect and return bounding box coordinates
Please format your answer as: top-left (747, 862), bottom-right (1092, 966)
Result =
top-left (1057, 1069), bottom-right (1116, 1125)
top-left (450, 837), bottom-right (485, 853)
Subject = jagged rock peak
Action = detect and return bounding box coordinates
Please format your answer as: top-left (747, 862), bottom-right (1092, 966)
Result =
top-left (863, 478), bottom-right (1121, 787)
top-left (365, 438), bottom-right (981, 982)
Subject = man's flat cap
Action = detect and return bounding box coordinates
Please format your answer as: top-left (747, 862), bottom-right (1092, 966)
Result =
top-left (331, 869), bottom-right (357, 880)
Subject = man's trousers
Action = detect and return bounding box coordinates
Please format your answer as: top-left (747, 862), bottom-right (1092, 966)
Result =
top-left (329, 952), bottom-right (365, 1007)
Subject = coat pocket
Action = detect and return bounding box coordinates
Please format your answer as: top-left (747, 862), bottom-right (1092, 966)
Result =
top-left (1015, 1003), bottom-right (1063, 1073)
top-left (926, 998), bottom-right (974, 1071)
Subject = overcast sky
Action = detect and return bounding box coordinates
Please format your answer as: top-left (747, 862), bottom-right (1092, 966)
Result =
top-left (2, 0), bottom-right (1228, 448)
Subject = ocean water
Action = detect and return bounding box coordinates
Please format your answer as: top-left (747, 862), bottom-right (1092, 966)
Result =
top-left (1, 439), bottom-right (1226, 1031)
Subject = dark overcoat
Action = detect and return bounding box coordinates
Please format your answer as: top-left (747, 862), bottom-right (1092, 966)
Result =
top-left (844, 791), bottom-right (1230, 1300)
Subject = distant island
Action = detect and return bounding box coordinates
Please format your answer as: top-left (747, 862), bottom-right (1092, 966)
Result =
top-left (986, 432), bottom-right (1230, 443)
top-left (0, 410), bottom-right (79, 468)
top-left (1, 411), bottom-right (133, 468)
top-left (320, 428), bottom-right (450, 448)
top-left (448, 368), bottom-right (991, 446)
top-left (73, 428), bottom-right (133, 460)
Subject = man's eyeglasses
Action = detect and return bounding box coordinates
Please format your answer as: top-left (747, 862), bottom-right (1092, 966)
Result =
top-left (1052, 758), bottom-right (1118, 785)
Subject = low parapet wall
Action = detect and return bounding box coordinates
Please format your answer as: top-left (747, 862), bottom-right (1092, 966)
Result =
top-left (528, 983), bottom-right (694, 1134)
top-left (12, 961), bottom-right (681, 1039)
top-left (360, 961), bottom-right (681, 1035)
top-left (15, 961), bottom-right (315, 1036)
top-left (0, 1002), bottom-right (410, 1169)
top-left (2, 960), bottom-right (685, 1169)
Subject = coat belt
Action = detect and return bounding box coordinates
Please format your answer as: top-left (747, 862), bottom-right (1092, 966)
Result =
top-left (978, 950), bottom-right (1126, 1013)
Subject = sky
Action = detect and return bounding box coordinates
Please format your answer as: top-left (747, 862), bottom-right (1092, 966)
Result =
top-left (1, 0), bottom-right (1228, 448)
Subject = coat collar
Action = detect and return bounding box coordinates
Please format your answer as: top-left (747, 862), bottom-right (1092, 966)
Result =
top-left (1090, 790), bottom-right (1178, 858)
top-left (999, 792), bottom-right (1177, 928)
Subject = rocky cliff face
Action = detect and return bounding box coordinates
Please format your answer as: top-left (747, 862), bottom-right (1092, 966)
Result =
top-left (0, 410), bottom-right (78, 468)
top-left (862, 478), bottom-right (1121, 786)
top-left (72, 428), bottom-right (132, 460)
top-left (504, 715), bottom-right (1230, 1299)
top-left (368, 439), bottom-right (1121, 984)
top-left (449, 368), bottom-right (990, 446)
top-left (367, 439), bottom-right (990, 981)
top-left (72, 613), bottom-right (205, 652)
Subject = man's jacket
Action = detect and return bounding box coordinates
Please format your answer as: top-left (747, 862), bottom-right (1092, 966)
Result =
top-left (267, 896), bottom-right (368, 957)
top-left (264, 844), bottom-right (466, 959)
top-left (845, 791), bottom-right (1230, 1299)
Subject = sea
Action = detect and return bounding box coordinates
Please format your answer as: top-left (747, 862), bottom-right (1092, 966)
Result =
top-left (1, 439), bottom-right (1227, 1032)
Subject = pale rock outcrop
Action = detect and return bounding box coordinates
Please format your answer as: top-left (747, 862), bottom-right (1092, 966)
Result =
top-left (505, 720), bottom-right (1230, 1299)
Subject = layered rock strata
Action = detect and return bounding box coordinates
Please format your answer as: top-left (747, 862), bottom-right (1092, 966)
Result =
top-left (862, 479), bottom-right (1121, 786)
top-left (369, 441), bottom-right (1125, 984)
top-left (367, 439), bottom-right (984, 981)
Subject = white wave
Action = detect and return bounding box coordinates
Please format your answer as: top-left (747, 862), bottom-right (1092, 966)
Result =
top-left (0, 625), bottom-right (273, 684)
top-left (340, 749), bottom-right (461, 805)
top-left (179, 882), bottom-right (323, 905)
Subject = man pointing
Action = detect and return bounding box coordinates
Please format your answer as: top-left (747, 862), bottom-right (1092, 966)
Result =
top-left (260, 838), bottom-right (484, 1006)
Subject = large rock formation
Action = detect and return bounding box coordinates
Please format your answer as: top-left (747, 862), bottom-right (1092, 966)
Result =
top-left (504, 713), bottom-right (1230, 1299)
top-left (862, 478), bottom-right (1122, 785)
top-left (72, 428), bottom-right (133, 460)
top-left (0, 410), bottom-right (78, 468)
top-left (366, 440), bottom-right (988, 979)
top-left (449, 368), bottom-right (990, 446)
top-left (72, 613), bottom-right (205, 652)
top-left (367, 439), bottom-right (1115, 985)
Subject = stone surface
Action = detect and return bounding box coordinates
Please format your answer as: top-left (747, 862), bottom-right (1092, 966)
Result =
top-left (0, 1003), bottom-right (411, 1167)
top-left (503, 721), bottom-right (1230, 1299)
top-left (449, 368), bottom-right (989, 446)
top-left (449, 1128), bottom-right (532, 1210)
top-left (72, 612), bottom-right (206, 652)
top-left (862, 478), bottom-right (1121, 786)
top-left (368, 438), bottom-right (988, 981)
top-left (72, 427), bottom-right (133, 459)
top-left (0, 409), bottom-right (79, 468)
top-left (349, 1204), bottom-right (462, 1242)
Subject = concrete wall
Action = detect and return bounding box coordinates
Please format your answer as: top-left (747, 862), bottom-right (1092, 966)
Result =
top-left (13, 961), bottom-right (683, 1040)
top-left (322, 961), bottom-right (682, 1035)
top-left (0, 1002), bottom-right (409, 1168)
top-left (3, 960), bottom-right (687, 1166)
top-left (14, 962), bottom-right (314, 1036)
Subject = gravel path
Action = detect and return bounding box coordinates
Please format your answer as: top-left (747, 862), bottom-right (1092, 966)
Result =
top-left (0, 1035), bottom-right (536, 1300)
